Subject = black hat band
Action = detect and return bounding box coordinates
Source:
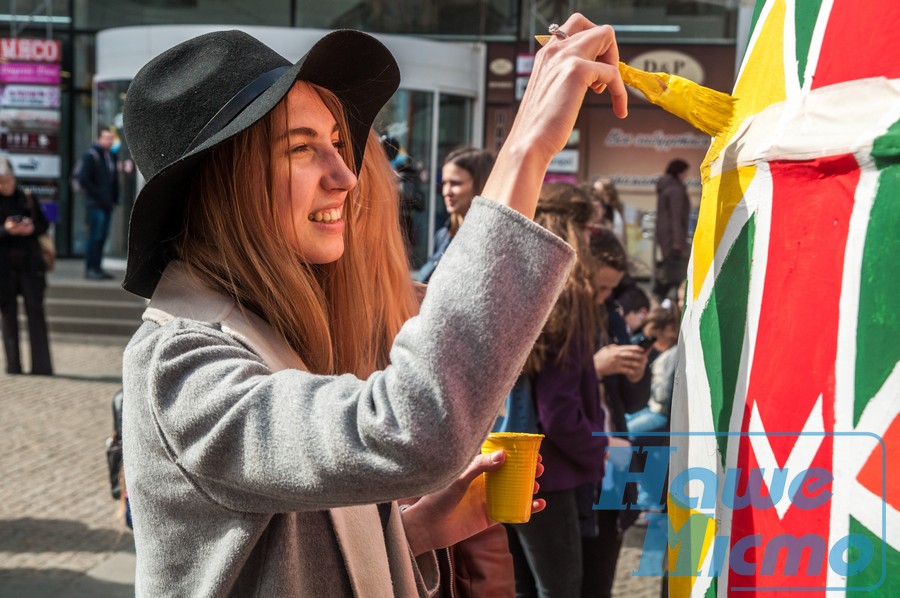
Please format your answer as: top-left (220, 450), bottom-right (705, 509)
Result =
top-left (184, 65), bottom-right (292, 155)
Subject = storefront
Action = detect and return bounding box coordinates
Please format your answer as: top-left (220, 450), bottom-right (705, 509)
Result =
top-left (93, 25), bottom-right (485, 267)
top-left (483, 40), bottom-right (736, 275)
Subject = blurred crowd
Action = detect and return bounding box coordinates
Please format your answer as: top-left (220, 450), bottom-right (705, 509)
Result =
top-left (401, 146), bottom-right (689, 597)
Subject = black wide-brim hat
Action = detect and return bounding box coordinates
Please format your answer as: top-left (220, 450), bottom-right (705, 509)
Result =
top-left (122, 29), bottom-right (400, 298)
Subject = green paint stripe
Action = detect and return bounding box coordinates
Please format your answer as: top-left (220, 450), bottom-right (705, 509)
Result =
top-left (846, 516), bottom-right (897, 595)
top-left (748, 0), bottom-right (766, 53)
top-left (855, 119), bottom-right (900, 427)
top-left (872, 119), bottom-right (900, 168)
top-left (700, 217), bottom-right (755, 465)
top-left (794, 0), bottom-right (823, 87)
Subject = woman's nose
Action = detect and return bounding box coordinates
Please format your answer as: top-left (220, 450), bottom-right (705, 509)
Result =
top-left (324, 151), bottom-right (357, 191)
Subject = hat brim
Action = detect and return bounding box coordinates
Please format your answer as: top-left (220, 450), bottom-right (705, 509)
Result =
top-left (123, 30), bottom-right (399, 299)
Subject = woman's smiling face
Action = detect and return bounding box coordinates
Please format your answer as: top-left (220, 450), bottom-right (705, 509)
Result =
top-left (274, 82), bottom-right (358, 264)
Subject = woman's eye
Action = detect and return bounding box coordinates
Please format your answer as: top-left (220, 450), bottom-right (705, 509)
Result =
top-left (291, 144), bottom-right (310, 154)
top-left (332, 140), bottom-right (345, 150)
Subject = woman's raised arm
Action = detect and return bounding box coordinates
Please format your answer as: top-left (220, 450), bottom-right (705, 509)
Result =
top-left (482, 14), bottom-right (628, 219)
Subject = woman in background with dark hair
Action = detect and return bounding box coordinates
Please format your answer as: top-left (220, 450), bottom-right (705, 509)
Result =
top-left (0, 158), bottom-right (52, 375)
top-left (415, 147), bottom-right (495, 283)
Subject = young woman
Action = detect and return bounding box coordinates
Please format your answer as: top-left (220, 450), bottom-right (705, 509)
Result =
top-left (0, 158), bottom-right (52, 375)
top-left (121, 18), bottom-right (628, 596)
top-left (506, 182), bottom-right (607, 597)
top-left (415, 147), bottom-right (495, 283)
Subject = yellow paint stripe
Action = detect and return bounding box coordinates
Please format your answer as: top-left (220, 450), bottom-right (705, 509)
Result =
top-left (692, 165), bottom-right (757, 300)
top-left (668, 492), bottom-right (717, 598)
top-left (705, 0), bottom-right (788, 164)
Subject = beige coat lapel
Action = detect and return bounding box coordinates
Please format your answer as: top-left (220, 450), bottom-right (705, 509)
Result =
top-left (145, 262), bottom-right (397, 597)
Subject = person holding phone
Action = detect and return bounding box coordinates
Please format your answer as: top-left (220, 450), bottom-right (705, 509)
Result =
top-left (0, 158), bottom-right (52, 376)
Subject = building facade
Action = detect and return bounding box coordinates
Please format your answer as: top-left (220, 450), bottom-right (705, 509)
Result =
top-left (0, 0), bottom-right (746, 271)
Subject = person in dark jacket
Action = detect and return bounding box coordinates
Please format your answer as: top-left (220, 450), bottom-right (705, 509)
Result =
top-left (653, 158), bottom-right (691, 300)
top-left (78, 126), bottom-right (119, 280)
top-left (0, 159), bottom-right (52, 375)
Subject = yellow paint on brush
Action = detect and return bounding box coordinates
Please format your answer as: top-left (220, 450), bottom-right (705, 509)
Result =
top-left (667, 492), bottom-right (717, 598)
top-left (535, 34), bottom-right (735, 137)
top-left (619, 62), bottom-right (736, 137)
top-left (692, 165), bottom-right (757, 300)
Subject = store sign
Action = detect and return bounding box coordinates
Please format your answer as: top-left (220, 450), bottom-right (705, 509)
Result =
top-left (628, 50), bottom-right (705, 84)
top-left (6, 154), bottom-right (60, 178)
top-left (0, 85), bottom-right (60, 108)
top-left (1, 132), bottom-right (58, 153)
top-left (0, 62), bottom-right (60, 85)
top-left (0, 37), bottom-right (62, 204)
top-left (548, 149), bottom-right (579, 173)
top-left (0, 38), bottom-right (61, 62)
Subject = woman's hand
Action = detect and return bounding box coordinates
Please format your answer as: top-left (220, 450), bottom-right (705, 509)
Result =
top-left (482, 14), bottom-right (628, 217)
top-left (511, 13), bottom-right (628, 160)
top-left (594, 344), bottom-right (648, 382)
top-left (4, 216), bottom-right (34, 236)
top-left (402, 450), bottom-right (546, 556)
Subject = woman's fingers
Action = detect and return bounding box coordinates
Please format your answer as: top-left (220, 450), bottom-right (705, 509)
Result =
top-left (513, 14), bottom-right (628, 158)
top-left (548, 15), bottom-right (628, 118)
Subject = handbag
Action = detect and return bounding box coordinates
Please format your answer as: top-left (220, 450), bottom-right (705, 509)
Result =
top-left (438, 524), bottom-right (515, 598)
top-left (37, 234), bottom-right (56, 271)
top-left (24, 190), bottom-right (56, 271)
top-left (106, 389), bottom-right (125, 500)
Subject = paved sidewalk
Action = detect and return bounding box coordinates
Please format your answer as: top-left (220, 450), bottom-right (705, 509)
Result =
top-left (0, 333), bottom-right (135, 598)
top-left (0, 326), bottom-right (660, 597)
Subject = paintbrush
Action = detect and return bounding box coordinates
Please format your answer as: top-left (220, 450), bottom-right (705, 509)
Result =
top-left (535, 34), bottom-right (735, 137)
top-left (617, 61), bottom-right (735, 137)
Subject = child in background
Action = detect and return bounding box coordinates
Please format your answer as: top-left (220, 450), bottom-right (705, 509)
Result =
top-left (617, 286), bottom-right (650, 337)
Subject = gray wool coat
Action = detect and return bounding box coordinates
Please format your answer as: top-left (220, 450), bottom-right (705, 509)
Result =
top-left (122, 198), bottom-right (575, 597)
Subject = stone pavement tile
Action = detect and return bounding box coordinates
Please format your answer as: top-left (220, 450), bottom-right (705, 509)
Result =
top-left (0, 334), bottom-right (134, 597)
top-left (1, 332), bottom-right (660, 596)
top-left (613, 523), bottom-right (664, 597)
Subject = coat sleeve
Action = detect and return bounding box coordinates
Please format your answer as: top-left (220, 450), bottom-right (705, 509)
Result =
top-left (124, 198), bottom-right (576, 513)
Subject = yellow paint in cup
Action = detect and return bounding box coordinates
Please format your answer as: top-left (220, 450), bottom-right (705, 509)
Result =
top-left (481, 432), bottom-right (544, 523)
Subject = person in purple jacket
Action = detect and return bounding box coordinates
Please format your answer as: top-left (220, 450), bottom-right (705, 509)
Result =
top-left (506, 183), bottom-right (608, 597)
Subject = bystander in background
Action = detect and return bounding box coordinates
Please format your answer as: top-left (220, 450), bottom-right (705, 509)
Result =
top-left (0, 158), bottom-right (53, 375)
top-left (78, 126), bottom-right (119, 280)
top-left (653, 159), bottom-right (691, 301)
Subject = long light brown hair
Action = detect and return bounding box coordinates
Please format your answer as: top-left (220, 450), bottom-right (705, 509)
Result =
top-left (355, 130), bottom-right (420, 371)
top-left (526, 182), bottom-right (599, 374)
top-left (176, 83), bottom-right (413, 377)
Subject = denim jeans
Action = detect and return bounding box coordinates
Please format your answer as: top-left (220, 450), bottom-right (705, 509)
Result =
top-left (626, 409), bottom-right (670, 511)
top-left (85, 206), bottom-right (112, 272)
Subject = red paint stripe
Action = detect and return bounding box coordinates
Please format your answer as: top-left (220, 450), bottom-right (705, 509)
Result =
top-left (730, 155), bottom-right (858, 594)
top-left (813, 0), bottom-right (900, 88)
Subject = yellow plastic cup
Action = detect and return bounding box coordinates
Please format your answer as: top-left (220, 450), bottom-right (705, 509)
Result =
top-left (481, 432), bottom-right (544, 523)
